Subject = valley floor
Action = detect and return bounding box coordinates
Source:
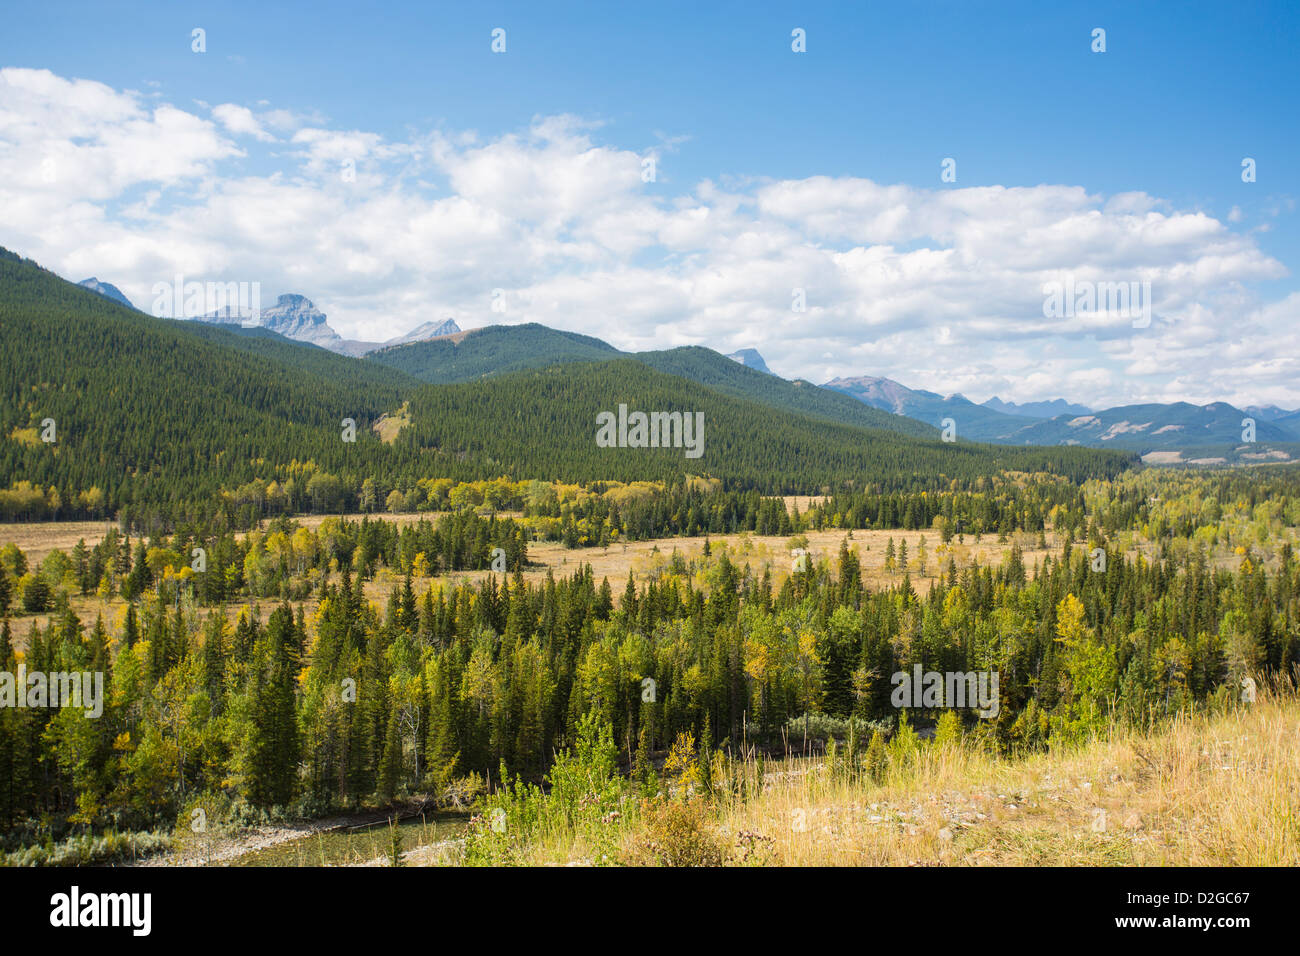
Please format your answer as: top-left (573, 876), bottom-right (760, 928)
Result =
top-left (1, 518), bottom-right (1059, 636)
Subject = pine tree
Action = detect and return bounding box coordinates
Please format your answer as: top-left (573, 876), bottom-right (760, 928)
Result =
top-left (399, 573), bottom-right (417, 632)
top-left (21, 575), bottom-right (51, 613)
top-left (622, 572), bottom-right (638, 618)
top-left (87, 614), bottom-right (109, 675)
top-left (244, 606), bottom-right (302, 807)
top-left (387, 816), bottom-right (405, 867)
top-left (377, 709), bottom-right (402, 802)
top-left (698, 714), bottom-right (713, 795)
top-left (121, 602), bottom-right (138, 649)
top-left (71, 539), bottom-right (89, 595)
top-left (634, 720), bottom-right (655, 798)
top-left (426, 664), bottom-right (459, 792)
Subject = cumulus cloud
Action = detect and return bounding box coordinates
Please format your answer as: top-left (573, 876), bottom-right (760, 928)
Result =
top-left (0, 67), bottom-right (1294, 408)
top-left (211, 104), bottom-right (275, 142)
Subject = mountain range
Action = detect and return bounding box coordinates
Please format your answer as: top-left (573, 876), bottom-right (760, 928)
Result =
top-left (47, 259), bottom-right (1300, 465)
top-left (76, 280), bottom-right (461, 357)
top-left (982, 396), bottom-right (1093, 418)
top-left (820, 373), bottom-right (1299, 460)
top-left (3, 245), bottom-right (1134, 518)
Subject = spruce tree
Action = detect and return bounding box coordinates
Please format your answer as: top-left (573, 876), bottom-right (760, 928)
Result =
top-left (377, 709), bottom-right (402, 802)
top-left (698, 714), bottom-right (713, 795)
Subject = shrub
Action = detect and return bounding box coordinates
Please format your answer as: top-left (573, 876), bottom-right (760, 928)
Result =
top-left (631, 797), bottom-right (727, 867)
top-left (865, 729), bottom-right (888, 782)
top-left (2, 830), bottom-right (170, 867)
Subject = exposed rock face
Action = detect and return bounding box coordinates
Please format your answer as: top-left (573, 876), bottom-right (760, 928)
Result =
top-left (236, 297), bottom-right (462, 355)
top-left (257, 294), bottom-right (343, 349)
top-left (386, 318), bottom-right (460, 346)
top-left (78, 277), bottom-right (136, 310)
top-left (726, 348), bottom-right (772, 374)
top-left (336, 318), bottom-right (462, 356)
top-left (823, 375), bottom-right (920, 416)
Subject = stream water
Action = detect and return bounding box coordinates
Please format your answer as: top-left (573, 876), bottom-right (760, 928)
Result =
top-left (230, 813), bottom-right (468, 867)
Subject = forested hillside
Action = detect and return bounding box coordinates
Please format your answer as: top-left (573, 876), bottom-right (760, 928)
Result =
top-left (0, 250), bottom-right (406, 524)
top-left (633, 346), bottom-right (936, 438)
top-left (372, 327), bottom-right (938, 438)
top-left (366, 323), bottom-right (620, 381)
top-left (400, 359), bottom-right (1134, 492)
top-left (0, 250), bottom-right (1134, 526)
top-left (181, 324), bottom-right (421, 392)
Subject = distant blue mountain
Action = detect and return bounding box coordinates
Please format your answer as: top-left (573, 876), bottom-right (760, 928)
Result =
top-left (826, 374), bottom-right (1300, 456)
top-left (1244, 404), bottom-right (1299, 422)
top-left (726, 348), bottom-right (772, 374)
top-left (983, 396), bottom-right (1091, 418)
top-left (78, 277), bottom-right (136, 310)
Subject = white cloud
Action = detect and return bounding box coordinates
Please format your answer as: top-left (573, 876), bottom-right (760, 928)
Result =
top-left (0, 68), bottom-right (240, 201)
top-left (211, 103), bottom-right (275, 142)
top-left (0, 67), bottom-right (1295, 409)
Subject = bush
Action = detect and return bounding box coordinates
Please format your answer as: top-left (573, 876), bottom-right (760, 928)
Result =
top-left (631, 797), bottom-right (727, 867)
top-left (2, 830), bottom-right (170, 867)
top-left (784, 713), bottom-right (891, 744)
top-left (865, 729), bottom-right (889, 782)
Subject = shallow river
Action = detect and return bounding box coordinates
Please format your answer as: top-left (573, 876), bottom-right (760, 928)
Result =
top-left (231, 813), bottom-right (468, 867)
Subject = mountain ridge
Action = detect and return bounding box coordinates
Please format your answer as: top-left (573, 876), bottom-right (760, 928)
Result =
top-left (982, 395), bottom-right (1092, 418)
top-left (34, 258), bottom-right (1300, 462)
top-left (726, 348), bottom-right (772, 374)
top-left (77, 277), bottom-right (136, 310)
top-left (823, 373), bottom-right (1300, 456)
top-left (1, 246), bottom-right (1134, 518)
top-left (177, 288), bottom-right (463, 356)
top-left (368, 325), bottom-right (938, 439)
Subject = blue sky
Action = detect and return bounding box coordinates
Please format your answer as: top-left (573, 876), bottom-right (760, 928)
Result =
top-left (2, 1), bottom-right (1298, 407)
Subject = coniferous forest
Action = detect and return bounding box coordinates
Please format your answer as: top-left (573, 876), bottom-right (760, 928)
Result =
top-left (1, 250), bottom-right (1135, 529)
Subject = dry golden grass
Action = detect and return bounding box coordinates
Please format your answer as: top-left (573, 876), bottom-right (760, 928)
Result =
top-left (478, 526), bottom-right (1054, 594)
top-left (706, 693), bottom-right (1299, 867)
top-left (0, 519), bottom-right (120, 565)
top-left (371, 402), bottom-right (411, 444)
top-left (432, 690), bottom-right (1299, 868)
